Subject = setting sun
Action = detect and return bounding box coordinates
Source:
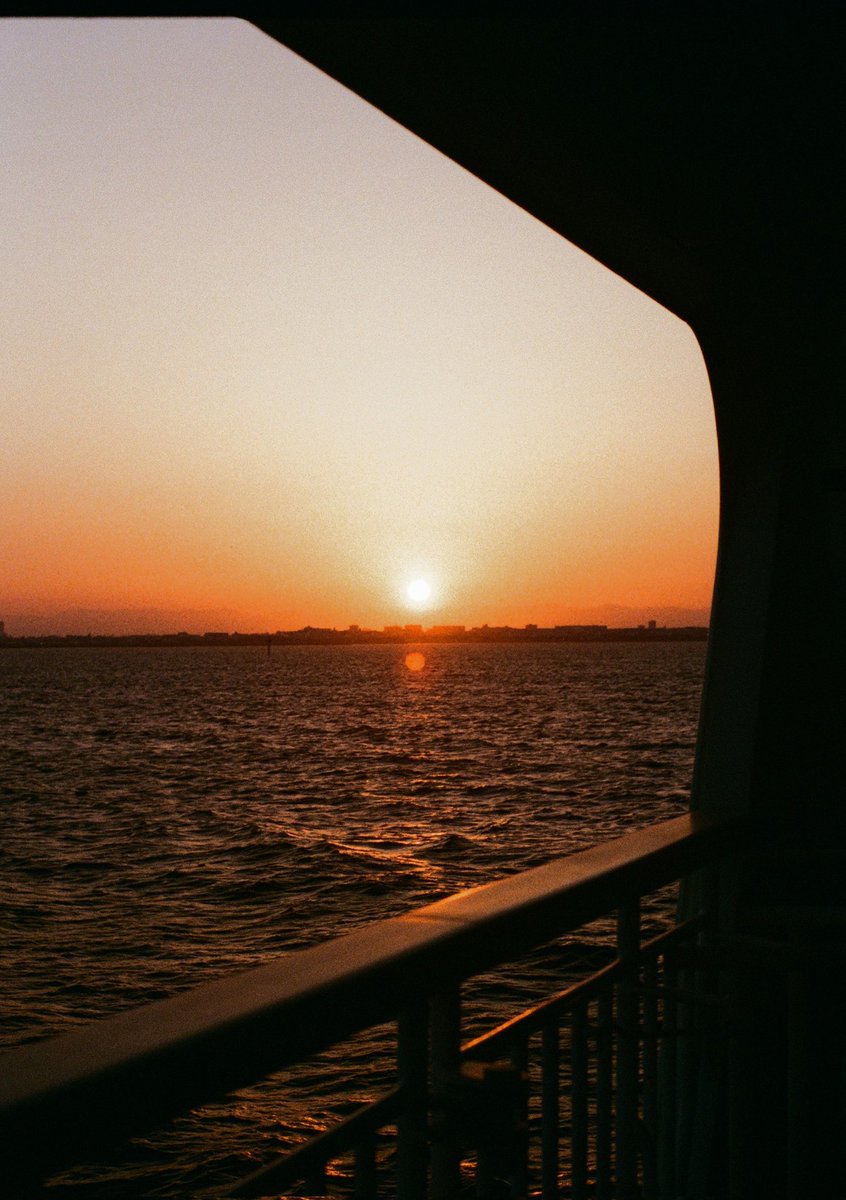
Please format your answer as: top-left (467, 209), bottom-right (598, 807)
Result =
top-left (406, 579), bottom-right (432, 607)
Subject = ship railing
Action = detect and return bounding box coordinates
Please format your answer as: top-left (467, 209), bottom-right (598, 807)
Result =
top-left (0, 811), bottom-right (743, 1199)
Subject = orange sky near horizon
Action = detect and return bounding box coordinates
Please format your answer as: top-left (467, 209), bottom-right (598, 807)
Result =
top-left (0, 19), bottom-right (719, 636)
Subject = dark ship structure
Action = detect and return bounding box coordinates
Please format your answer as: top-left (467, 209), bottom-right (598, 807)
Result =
top-left (2, 10), bottom-right (844, 1198)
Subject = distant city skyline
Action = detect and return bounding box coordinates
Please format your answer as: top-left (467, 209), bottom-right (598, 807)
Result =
top-left (0, 614), bottom-right (709, 647)
top-left (0, 603), bottom-right (711, 640)
top-left (1, 20), bottom-right (718, 634)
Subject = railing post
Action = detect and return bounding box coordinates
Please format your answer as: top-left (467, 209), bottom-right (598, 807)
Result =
top-left (509, 1035), bottom-right (530, 1200)
top-left (354, 1134), bottom-right (378, 1199)
top-left (304, 1163), bottom-right (328, 1195)
top-left (674, 940), bottom-right (696, 1193)
top-left (571, 1002), bottom-right (589, 1200)
top-left (541, 1020), bottom-right (560, 1200)
top-left (464, 1057), bottom-right (529, 1200)
top-left (596, 988), bottom-right (614, 1200)
top-left (641, 956), bottom-right (659, 1200)
top-left (430, 986), bottom-right (462, 1200)
top-left (398, 998), bottom-right (430, 1200)
top-left (658, 943), bottom-right (679, 1200)
top-left (616, 898), bottom-right (641, 1200)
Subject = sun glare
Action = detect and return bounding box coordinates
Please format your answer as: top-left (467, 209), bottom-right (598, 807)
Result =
top-left (404, 651), bottom-right (426, 672)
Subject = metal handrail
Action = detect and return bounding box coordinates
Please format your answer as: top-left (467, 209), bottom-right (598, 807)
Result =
top-left (0, 811), bottom-right (742, 1195)
top-left (457, 916), bottom-right (702, 1071)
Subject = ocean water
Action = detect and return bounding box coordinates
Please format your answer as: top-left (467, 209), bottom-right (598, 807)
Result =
top-left (0, 641), bottom-right (705, 1195)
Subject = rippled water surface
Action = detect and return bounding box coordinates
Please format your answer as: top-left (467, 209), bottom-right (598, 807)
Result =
top-left (0, 641), bottom-right (705, 1194)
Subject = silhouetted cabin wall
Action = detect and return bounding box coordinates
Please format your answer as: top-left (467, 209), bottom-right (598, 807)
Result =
top-left (694, 309), bottom-right (846, 847)
top-left (254, 14), bottom-right (846, 1196)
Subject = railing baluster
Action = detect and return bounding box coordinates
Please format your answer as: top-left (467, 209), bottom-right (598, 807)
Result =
top-left (354, 1133), bottom-right (378, 1199)
top-left (541, 1019), bottom-right (560, 1200)
top-left (571, 1001), bottom-right (589, 1200)
top-left (305, 1162), bottom-right (328, 1195)
top-left (509, 1035), bottom-right (530, 1200)
top-left (642, 956), bottom-right (659, 1199)
top-left (616, 898), bottom-right (641, 1200)
top-left (430, 986), bottom-right (462, 1200)
top-left (658, 945), bottom-right (678, 1199)
top-left (596, 987), bottom-right (614, 1200)
top-left (675, 940), bottom-right (695, 1195)
top-left (398, 999), bottom-right (429, 1200)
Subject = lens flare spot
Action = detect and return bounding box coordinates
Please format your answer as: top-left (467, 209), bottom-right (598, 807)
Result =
top-left (404, 651), bottom-right (426, 672)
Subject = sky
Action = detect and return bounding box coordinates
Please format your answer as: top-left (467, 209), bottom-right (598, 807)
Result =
top-left (1, 18), bottom-right (719, 636)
